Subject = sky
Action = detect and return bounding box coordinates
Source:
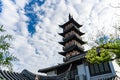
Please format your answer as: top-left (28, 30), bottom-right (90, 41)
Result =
top-left (0, 0), bottom-right (120, 74)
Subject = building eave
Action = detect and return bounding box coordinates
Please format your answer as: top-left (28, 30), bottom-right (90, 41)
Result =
top-left (38, 53), bottom-right (86, 73)
top-left (58, 26), bottom-right (84, 37)
top-left (59, 18), bottom-right (82, 29)
top-left (63, 34), bottom-right (86, 44)
top-left (59, 45), bottom-right (84, 56)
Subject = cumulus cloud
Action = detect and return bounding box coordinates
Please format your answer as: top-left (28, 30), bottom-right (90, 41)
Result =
top-left (0, 0), bottom-right (119, 74)
top-left (0, 0), bottom-right (31, 72)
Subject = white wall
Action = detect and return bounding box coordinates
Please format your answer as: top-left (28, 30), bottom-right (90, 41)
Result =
top-left (77, 64), bottom-right (86, 75)
top-left (46, 70), bottom-right (57, 76)
top-left (109, 61), bottom-right (116, 76)
top-left (85, 66), bottom-right (90, 80)
top-left (77, 64), bottom-right (88, 80)
top-left (112, 61), bottom-right (120, 77)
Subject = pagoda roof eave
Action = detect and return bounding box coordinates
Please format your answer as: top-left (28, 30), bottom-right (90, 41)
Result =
top-left (59, 18), bottom-right (82, 28)
top-left (59, 36), bottom-right (86, 46)
top-left (58, 26), bottom-right (85, 37)
top-left (59, 45), bottom-right (84, 56)
top-left (58, 33), bottom-right (63, 36)
top-left (58, 42), bottom-right (64, 45)
top-left (64, 34), bottom-right (86, 44)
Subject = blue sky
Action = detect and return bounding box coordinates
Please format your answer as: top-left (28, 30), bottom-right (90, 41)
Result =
top-left (10, 0), bottom-right (46, 35)
top-left (0, 0), bottom-right (120, 74)
top-left (24, 0), bottom-right (45, 35)
top-left (0, 0), bottom-right (2, 12)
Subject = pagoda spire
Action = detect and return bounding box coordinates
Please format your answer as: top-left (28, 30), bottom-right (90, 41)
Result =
top-left (69, 13), bottom-right (72, 20)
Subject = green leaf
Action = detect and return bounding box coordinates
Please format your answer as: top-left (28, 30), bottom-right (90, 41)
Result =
top-left (0, 25), bottom-right (18, 71)
top-left (86, 36), bottom-right (120, 65)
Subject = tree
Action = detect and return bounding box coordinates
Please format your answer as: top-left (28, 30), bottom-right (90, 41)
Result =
top-left (0, 25), bottom-right (17, 71)
top-left (85, 35), bottom-right (120, 66)
top-left (86, 1), bottom-right (120, 65)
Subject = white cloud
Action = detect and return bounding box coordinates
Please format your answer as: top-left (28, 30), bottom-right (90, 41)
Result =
top-left (0, 0), bottom-right (32, 72)
top-left (15, 0), bottom-right (29, 9)
top-left (0, 0), bottom-right (19, 29)
top-left (0, 0), bottom-right (119, 74)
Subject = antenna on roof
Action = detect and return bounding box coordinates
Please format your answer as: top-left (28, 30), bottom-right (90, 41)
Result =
top-left (69, 13), bottom-right (73, 20)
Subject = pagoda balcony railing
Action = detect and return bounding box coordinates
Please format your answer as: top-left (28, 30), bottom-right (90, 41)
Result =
top-left (63, 41), bottom-right (84, 51)
top-left (64, 33), bottom-right (82, 41)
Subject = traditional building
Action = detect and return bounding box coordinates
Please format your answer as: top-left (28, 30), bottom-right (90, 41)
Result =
top-left (38, 15), bottom-right (117, 80)
top-left (0, 15), bottom-right (120, 80)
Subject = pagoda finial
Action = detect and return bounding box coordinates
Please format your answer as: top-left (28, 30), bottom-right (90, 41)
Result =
top-left (69, 13), bottom-right (72, 20)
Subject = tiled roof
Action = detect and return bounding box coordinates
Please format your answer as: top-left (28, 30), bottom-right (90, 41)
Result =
top-left (0, 70), bottom-right (30, 80)
top-left (0, 64), bottom-right (72, 80)
top-left (0, 69), bottom-right (37, 80)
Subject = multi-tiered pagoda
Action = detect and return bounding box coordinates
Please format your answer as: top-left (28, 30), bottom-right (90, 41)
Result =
top-left (59, 14), bottom-right (85, 62)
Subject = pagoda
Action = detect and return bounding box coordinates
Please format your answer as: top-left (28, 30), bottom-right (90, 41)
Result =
top-left (38, 15), bottom-right (116, 80)
top-left (58, 14), bottom-right (85, 62)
